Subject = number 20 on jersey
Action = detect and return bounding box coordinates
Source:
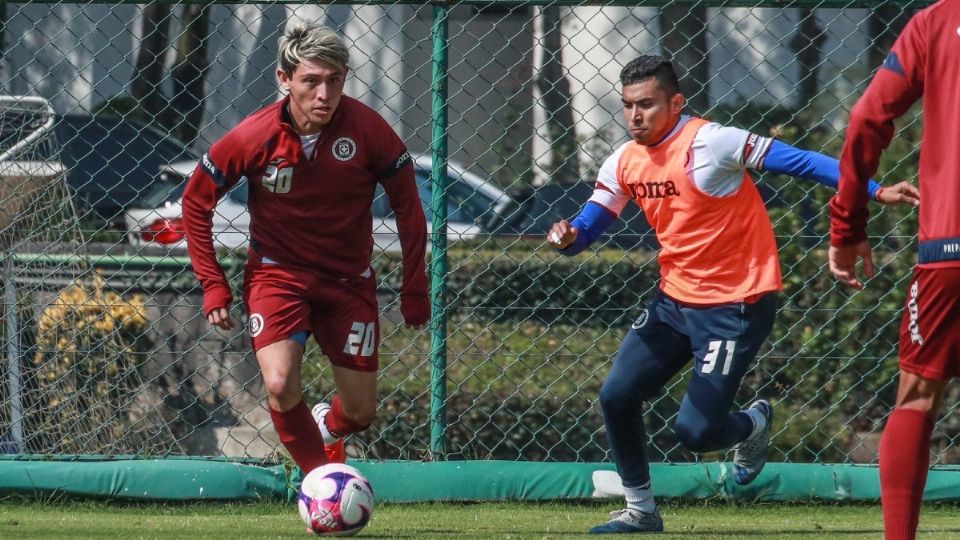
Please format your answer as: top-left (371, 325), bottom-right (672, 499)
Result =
top-left (263, 165), bottom-right (294, 193)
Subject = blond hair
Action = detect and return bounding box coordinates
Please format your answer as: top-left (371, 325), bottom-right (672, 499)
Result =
top-left (278, 21), bottom-right (349, 76)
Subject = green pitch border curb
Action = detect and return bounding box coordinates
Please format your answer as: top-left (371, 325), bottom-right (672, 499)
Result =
top-left (2, 458), bottom-right (960, 503)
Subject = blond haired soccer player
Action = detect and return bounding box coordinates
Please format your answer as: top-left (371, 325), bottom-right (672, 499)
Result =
top-left (549, 55), bottom-right (919, 534)
top-left (183, 22), bottom-right (428, 473)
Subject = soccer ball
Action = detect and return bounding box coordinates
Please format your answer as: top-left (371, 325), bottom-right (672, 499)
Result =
top-left (297, 463), bottom-right (374, 536)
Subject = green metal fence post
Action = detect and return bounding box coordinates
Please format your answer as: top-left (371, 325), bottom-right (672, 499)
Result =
top-left (4, 255), bottom-right (23, 453)
top-left (428, 2), bottom-right (450, 459)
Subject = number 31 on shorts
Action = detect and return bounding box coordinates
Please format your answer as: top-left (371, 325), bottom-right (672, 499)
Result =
top-left (343, 322), bottom-right (376, 356)
top-left (701, 339), bottom-right (736, 375)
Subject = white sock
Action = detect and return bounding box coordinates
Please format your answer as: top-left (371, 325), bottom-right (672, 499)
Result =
top-left (623, 483), bottom-right (656, 514)
top-left (744, 407), bottom-right (767, 439)
top-left (317, 413), bottom-right (339, 445)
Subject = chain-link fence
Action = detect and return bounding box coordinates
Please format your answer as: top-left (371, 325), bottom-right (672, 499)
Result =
top-left (0, 1), bottom-right (942, 468)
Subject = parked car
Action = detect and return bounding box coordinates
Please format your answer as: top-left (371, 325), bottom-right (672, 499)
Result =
top-left (54, 113), bottom-right (200, 227)
top-left (124, 155), bottom-right (527, 253)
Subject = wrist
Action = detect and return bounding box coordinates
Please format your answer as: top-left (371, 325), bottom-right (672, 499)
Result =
top-left (203, 284), bottom-right (233, 315)
top-left (830, 229), bottom-right (868, 247)
top-left (400, 296), bottom-right (430, 326)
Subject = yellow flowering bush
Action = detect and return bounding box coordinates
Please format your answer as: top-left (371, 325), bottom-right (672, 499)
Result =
top-left (29, 273), bottom-right (151, 453)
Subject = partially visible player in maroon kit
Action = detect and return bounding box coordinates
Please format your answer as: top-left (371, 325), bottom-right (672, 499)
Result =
top-left (182, 22), bottom-right (428, 473)
top-left (829, 2), bottom-right (959, 538)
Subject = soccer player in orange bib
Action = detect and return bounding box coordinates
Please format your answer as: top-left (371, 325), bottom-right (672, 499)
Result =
top-left (549, 55), bottom-right (919, 534)
top-left (829, 2), bottom-right (958, 538)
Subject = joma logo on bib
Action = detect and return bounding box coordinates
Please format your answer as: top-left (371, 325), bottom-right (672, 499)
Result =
top-left (627, 180), bottom-right (680, 200)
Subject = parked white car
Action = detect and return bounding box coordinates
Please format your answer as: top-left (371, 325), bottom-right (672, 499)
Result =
top-left (124, 155), bottom-right (524, 253)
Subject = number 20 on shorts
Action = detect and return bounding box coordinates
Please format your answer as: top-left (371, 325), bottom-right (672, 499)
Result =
top-left (343, 322), bottom-right (376, 356)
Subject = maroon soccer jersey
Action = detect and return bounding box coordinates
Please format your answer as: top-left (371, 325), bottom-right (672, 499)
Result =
top-left (830, 0), bottom-right (960, 267)
top-left (183, 96), bottom-right (428, 317)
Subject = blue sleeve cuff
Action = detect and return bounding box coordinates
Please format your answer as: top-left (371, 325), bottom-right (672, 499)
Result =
top-left (762, 140), bottom-right (882, 200)
top-left (558, 201), bottom-right (617, 256)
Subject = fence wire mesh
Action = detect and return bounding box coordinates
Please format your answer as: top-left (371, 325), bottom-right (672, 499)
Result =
top-left (0, 1), bottom-right (945, 466)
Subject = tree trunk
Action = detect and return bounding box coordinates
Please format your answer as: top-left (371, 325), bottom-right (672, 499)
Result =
top-left (659, 5), bottom-right (709, 116)
top-left (867, 4), bottom-right (912, 70)
top-left (0, 3), bottom-right (7, 84)
top-left (169, 4), bottom-right (210, 144)
top-left (536, 6), bottom-right (579, 185)
top-left (789, 9), bottom-right (826, 114)
top-left (131, 3), bottom-right (171, 122)
top-left (788, 9), bottom-right (827, 246)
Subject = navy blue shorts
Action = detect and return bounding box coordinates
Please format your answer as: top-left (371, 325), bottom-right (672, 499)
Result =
top-left (620, 289), bottom-right (778, 402)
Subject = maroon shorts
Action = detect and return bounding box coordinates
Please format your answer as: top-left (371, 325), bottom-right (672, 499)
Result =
top-left (898, 266), bottom-right (960, 379)
top-left (243, 259), bottom-right (380, 372)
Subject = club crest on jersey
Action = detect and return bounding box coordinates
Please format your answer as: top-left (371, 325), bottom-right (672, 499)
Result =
top-left (249, 313), bottom-right (265, 338)
top-left (631, 309), bottom-right (649, 329)
top-left (332, 137), bottom-right (357, 161)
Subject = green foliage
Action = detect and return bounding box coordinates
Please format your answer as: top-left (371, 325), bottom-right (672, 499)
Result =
top-left (375, 242), bottom-right (659, 327)
top-left (753, 102), bottom-right (923, 457)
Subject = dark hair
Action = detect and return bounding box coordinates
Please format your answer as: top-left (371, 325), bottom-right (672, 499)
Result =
top-left (619, 55), bottom-right (680, 95)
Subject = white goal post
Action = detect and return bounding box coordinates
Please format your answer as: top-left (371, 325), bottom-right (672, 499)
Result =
top-left (0, 96), bottom-right (65, 232)
top-left (0, 95), bottom-right (66, 453)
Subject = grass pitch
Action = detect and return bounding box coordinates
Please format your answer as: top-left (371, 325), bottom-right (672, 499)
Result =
top-left (2, 499), bottom-right (960, 539)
